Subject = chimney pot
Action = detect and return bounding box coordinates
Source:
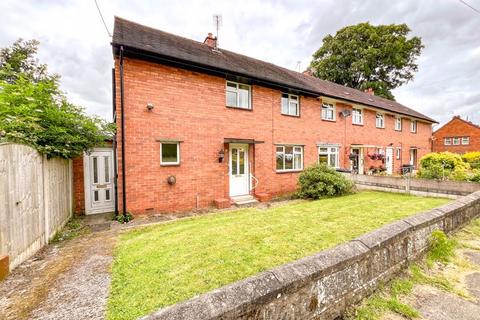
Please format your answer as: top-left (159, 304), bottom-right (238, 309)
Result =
top-left (204, 33), bottom-right (217, 48)
top-left (364, 88), bottom-right (374, 95)
top-left (302, 69), bottom-right (313, 76)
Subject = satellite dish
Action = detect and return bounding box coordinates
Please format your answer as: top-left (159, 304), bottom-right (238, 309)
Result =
top-left (341, 110), bottom-right (351, 117)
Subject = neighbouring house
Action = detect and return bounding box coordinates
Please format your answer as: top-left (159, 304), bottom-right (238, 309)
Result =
top-left (72, 17), bottom-right (436, 215)
top-left (432, 116), bottom-right (480, 154)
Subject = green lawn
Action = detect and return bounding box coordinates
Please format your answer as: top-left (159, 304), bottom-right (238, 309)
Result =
top-left (107, 191), bottom-right (450, 320)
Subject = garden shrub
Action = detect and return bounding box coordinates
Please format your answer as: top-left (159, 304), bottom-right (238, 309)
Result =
top-left (463, 152), bottom-right (480, 169)
top-left (468, 169), bottom-right (480, 183)
top-left (417, 152), bottom-right (470, 180)
top-left (297, 163), bottom-right (354, 199)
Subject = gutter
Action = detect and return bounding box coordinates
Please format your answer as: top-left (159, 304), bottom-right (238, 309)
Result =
top-left (112, 68), bottom-right (118, 217)
top-left (119, 46), bottom-right (127, 217)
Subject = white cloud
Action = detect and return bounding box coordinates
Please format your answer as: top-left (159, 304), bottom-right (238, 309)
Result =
top-left (1, 0), bottom-right (479, 126)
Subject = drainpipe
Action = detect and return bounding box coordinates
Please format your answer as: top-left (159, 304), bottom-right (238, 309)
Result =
top-left (120, 46), bottom-right (127, 217)
top-left (112, 68), bottom-right (118, 217)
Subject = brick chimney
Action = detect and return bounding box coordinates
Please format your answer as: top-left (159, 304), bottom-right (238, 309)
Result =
top-left (204, 33), bottom-right (217, 48)
top-left (302, 69), bottom-right (313, 76)
top-left (364, 88), bottom-right (374, 95)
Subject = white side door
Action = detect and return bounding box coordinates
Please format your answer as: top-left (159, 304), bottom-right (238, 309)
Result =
top-left (84, 148), bottom-right (115, 214)
top-left (386, 147), bottom-right (393, 175)
top-left (229, 144), bottom-right (249, 197)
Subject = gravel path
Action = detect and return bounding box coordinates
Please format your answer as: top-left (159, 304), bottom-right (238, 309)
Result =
top-left (0, 231), bottom-right (117, 320)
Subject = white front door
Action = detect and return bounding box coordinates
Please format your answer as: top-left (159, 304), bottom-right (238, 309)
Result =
top-left (229, 144), bottom-right (249, 197)
top-left (386, 147), bottom-right (394, 175)
top-left (84, 148), bottom-right (115, 215)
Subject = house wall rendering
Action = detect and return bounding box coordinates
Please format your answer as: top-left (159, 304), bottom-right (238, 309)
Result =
top-left (112, 58), bottom-right (432, 214)
top-left (432, 116), bottom-right (480, 153)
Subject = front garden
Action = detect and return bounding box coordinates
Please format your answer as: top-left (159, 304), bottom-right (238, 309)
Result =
top-left (106, 191), bottom-right (449, 319)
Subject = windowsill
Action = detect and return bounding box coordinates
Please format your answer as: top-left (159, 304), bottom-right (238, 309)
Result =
top-left (281, 113), bottom-right (300, 118)
top-left (376, 126), bottom-right (385, 129)
top-left (160, 163), bottom-right (180, 167)
top-left (321, 118), bottom-right (336, 122)
top-left (352, 123), bottom-right (364, 126)
top-left (226, 105), bottom-right (252, 111)
top-left (395, 129), bottom-right (402, 132)
top-left (276, 169), bottom-right (303, 174)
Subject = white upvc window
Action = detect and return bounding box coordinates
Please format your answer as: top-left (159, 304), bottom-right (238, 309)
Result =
top-left (276, 145), bottom-right (303, 172)
top-left (396, 147), bottom-right (401, 160)
top-left (160, 142), bottom-right (180, 165)
top-left (410, 119), bottom-right (417, 133)
top-left (444, 137), bottom-right (451, 145)
top-left (321, 103), bottom-right (336, 121)
top-left (395, 116), bottom-right (402, 131)
top-left (352, 108), bottom-right (363, 125)
top-left (453, 137), bottom-right (460, 145)
top-left (281, 93), bottom-right (299, 116)
top-left (226, 81), bottom-right (251, 109)
top-left (462, 136), bottom-right (470, 145)
top-left (318, 146), bottom-right (339, 168)
top-left (376, 113), bottom-right (385, 128)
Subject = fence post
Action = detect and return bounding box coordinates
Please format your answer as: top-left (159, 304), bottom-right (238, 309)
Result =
top-left (42, 155), bottom-right (50, 244)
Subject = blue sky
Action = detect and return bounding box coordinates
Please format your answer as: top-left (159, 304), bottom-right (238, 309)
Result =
top-left (1, 0), bottom-right (479, 127)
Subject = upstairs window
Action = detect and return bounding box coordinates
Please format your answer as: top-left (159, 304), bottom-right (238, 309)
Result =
top-left (281, 93), bottom-right (299, 116)
top-left (444, 137), bottom-right (451, 145)
top-left (410, 120), bottom-right (417, 133)
top-left (352, 108), bottom-right (363, 125)
top-left (226, 81), bottom-right (251, 109)
top-left (321, 103), bottom-right (335, 121)
top-left (462, 137), bottom-right (470, 145)
top-left (276, 145), bottom-right (303, 172)
top-left (395, 117), bottom-right (402, 131)
top-left (453, 137), bottom-right (460, 145)
top-left (376, 113), bottom-right (385, 128)
top-left (318, 146), bottom-right (339, 168)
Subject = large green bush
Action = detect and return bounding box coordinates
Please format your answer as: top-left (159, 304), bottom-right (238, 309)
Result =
top-left (463, 152), bottom-right (480, 169)
top-left (417, 152), bottom-right (470, 181)
top-left (297, 163), bottom-right (355, 199)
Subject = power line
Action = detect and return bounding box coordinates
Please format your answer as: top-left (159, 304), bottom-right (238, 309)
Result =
top-left (458, 0), bottom-right (480, 14)
top-left (94, 0), bottom-right (112, 37)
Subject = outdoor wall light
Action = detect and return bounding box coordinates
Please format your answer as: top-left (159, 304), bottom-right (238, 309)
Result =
top-left (218, 149), bottom-right (225, 163)
top-left (146, 102), bottom-right (154, 111)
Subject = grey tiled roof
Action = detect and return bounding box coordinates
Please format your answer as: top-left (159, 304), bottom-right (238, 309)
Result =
top-left (112, 17), bottom-right (436, 123)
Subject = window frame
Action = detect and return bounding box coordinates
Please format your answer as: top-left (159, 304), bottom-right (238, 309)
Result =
top-left (444, 137), bottom-right (451, 145)
top-left (395, 116), bottom-right (402, 131)
top-left (160, 142), bottom-right (180, 166)
top-left (321, 102), bottom-right (336, 121)
top-left (375, 112), bottom-right (385, 128)
top-left (461, 136), bottom-right (470, 145)
top-left (275, 145), bottom-right (304, 172)
top-left (453, 137), bottom-right (460, 145)
top-left (352, 108), bottom-right (363, 125)
top-left (281, 93), bottom-right (300, 117)
top-left (226, 81), bottom-right (252, 110)
top-left (318, 145), bottom-right (339, 168)
top-left (396, 147), bottom-right (401, 160)
top-left (410, 119), bottom-right (417, 133)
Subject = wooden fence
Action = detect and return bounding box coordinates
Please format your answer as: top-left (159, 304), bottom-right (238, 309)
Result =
top-left (0, 143), bottom-right (73, 270)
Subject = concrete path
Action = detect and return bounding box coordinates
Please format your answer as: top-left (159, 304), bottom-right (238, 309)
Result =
top-left (0, 230), bottom-right (116, 320)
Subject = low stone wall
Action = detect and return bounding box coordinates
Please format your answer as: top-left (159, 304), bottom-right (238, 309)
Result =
top-left (344, 174), bottom-right (480, 198)
top-left (142, 191), bottom-right (480, 320)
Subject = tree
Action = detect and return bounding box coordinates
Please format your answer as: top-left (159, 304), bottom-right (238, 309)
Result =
top-left (0, 39), bottom-right (113, 158)
top-left (309, 22), bottom-right (423, 100)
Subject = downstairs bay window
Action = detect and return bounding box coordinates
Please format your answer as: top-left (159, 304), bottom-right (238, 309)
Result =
top-left (276, 145), bottom-right (303, 172)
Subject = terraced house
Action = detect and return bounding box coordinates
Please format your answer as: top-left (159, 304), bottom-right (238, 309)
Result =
top-left (74, 17), bottom-right (437, 215)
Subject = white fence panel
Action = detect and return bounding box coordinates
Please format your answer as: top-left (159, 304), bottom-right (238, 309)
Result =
top-left (0, 143), bottom-right (73, 270)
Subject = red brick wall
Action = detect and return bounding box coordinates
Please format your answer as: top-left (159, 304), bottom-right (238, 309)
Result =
top-left (115, 58), bottom-right (433, 214)
top-left (432, 116), bottom-right (480, 154)
top-left (72, 156), bottom-right (85, 215)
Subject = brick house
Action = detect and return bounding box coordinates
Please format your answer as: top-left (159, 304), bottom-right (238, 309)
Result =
top-left (73, 17), bottom-right (436, 215)
top-left (432, 116), bottom-right (480, 154)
